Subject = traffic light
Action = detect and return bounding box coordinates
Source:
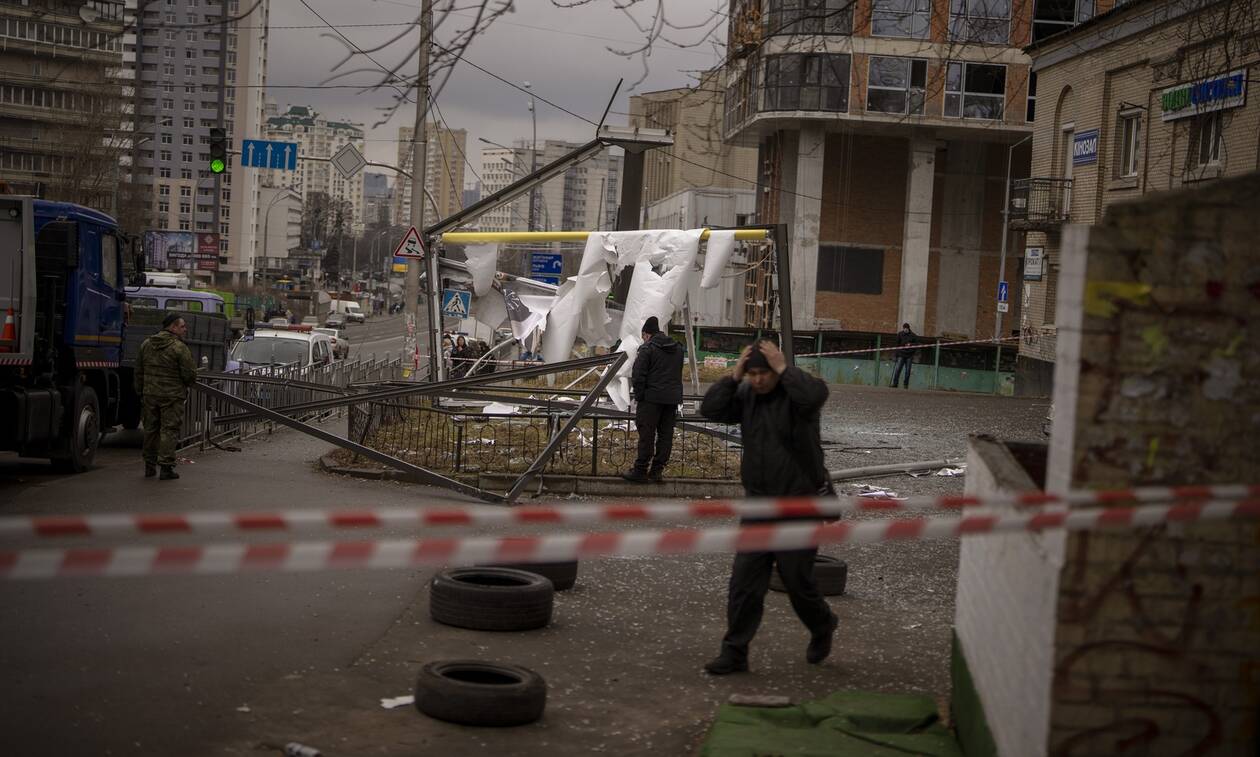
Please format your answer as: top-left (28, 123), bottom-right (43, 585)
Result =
top-left (208, 127), bottom-right (227, 174)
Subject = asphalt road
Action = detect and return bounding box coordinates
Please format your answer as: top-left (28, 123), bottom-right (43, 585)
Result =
top-left (0, 381), bottom-right (1050, 756)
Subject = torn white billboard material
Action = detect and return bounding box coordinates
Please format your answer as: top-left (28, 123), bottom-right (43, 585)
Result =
top-left (700, 230), bottom-right (736, 289)
top-left (463, 244), bottom-right (498, 297)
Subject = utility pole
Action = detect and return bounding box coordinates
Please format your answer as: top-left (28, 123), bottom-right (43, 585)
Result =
top-left (405, 0), bottom-right (440, 379)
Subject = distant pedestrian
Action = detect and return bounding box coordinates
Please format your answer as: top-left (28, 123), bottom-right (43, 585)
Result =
top-left (441, 336), bottom-right (453, 376)
top-left (135, 313), bottom-right (197, 480)
top-left (623, 316), bottom-right (683, 484)
top-left (699, 340), bottom-right (838, 675)
top-left (891, 323), bottom-right (917, 389)
top-left (451, 336), bottom-right (473, 378)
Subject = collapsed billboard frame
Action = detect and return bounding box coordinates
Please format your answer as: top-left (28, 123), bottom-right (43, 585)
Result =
top-left (200, 351), bottom-right (628, 505)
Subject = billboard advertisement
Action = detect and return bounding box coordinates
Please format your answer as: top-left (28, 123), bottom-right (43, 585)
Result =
top-left (145, 231), bottom-right (220, 272)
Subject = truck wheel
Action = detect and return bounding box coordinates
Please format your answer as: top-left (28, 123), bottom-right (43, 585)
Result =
top-left (52, 387), bottom-right (100, 473)
top-left (414, 660), bottom-right (546, 727)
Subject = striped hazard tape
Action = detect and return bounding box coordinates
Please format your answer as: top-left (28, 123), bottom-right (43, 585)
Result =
top-left (3, 484), bottom-right (1256, 540)
top-left (2, 498), bottom-right (1257, 580)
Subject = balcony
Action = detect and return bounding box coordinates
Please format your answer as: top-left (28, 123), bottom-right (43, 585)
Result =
top-left (1009, 178), bottom-right (1072, 231)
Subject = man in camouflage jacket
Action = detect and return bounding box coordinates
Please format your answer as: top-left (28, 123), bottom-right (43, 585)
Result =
top-left (135, 313), bottom-right (197, 479)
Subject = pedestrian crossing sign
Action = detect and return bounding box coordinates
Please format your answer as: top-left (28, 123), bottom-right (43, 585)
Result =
top-left (393, 226), bottom-right (425, 259)
top-left (441, 289), bottom-right (471, 319)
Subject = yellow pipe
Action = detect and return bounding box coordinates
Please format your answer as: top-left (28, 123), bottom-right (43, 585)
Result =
top-left (440, 228), bottom-right (769, 244)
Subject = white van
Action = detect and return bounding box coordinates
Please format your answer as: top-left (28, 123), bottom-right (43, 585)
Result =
top-left (329, 299), bottom-right (366, 323)
top-left (230, 328), bottom-right (335, 371)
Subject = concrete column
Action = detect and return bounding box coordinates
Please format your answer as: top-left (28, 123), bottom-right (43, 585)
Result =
top-left (936, 140), bottom-right (986, 337)
top-left (788, 124), bottom-right (824, 329)
top-left (899, 137), bottom-right (936, 331)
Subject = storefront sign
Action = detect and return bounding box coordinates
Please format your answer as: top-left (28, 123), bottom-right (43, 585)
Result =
top-left (1160, 69), bottom-right (1246, 121)
top-left (1024, 247), bottom-right (1044, 281)
top-left (1072, 129), bottom-right (1099, 165)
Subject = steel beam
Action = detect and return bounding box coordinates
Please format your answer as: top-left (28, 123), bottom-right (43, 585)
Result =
top-left (503, 352), bottom-right (627, 503)
top-left (196, 382), bottom-right (503, 503)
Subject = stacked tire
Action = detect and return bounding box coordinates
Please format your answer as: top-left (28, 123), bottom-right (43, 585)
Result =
top-left (429, 567), bottom-right (554, 631)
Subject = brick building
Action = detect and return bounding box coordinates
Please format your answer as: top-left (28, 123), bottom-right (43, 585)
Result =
top-left (1014, 0), bottom-right (1260, 394)
top-left (722, 0), bottom-right (1044, 335)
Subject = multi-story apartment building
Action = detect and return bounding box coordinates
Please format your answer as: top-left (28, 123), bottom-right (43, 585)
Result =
top-left (124, 0), bottom-right (268, 287)
top-left (362, 172), bottom-right (392, 227)
top-left (393, 123), bottom-right (467, 226)
top-left (1013, 0), bottom-right (1259, 394)
top-left (0, 0), bottom-right (125, 211)
top-left (263, 105), bottom-right (365, 234)
top-left (721, 0), bottom-right (1041, 335)
top-left (629, 68), bottom-right (760, 209)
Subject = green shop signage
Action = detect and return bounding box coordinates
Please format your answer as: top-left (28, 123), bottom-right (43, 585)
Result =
top-left (1160, 69), bottom-right (1247, 121)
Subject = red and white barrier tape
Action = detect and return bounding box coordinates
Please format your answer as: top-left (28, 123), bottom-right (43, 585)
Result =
top-left (3, 485), bottom-right (1255, 541)
top-left (795, 334), bottom-right (1025, 359)
top-left (2, 499), bottom-right (1257, 580)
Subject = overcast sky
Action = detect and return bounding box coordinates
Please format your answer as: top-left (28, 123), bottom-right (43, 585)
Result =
top-left (265, 0), bottom-right (728, 185)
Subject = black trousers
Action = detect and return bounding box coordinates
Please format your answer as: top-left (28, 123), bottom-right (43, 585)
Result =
top-left (721, 547), bottom-right (835, 661)
top-left (632, 401), bottom-right (677, 474)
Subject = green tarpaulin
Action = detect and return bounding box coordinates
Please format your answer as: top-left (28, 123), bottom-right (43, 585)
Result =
top-left (700, 690), bottom-right (963, 757)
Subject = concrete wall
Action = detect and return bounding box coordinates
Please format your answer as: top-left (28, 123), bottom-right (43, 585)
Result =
top-left (1046, 172), bottom-right (1260, 754)
top-left (956, 435), bottom-right (1062, 757)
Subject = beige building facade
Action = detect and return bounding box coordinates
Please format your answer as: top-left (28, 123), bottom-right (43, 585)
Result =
top-left (1014, 0), bottom-right (1260, 393)
top-left (629, 69), bottom-right (759, 209)
top-left (264, 105), bottom-right (365, 235)
top-left (393, 123), bottom-right (467, 227)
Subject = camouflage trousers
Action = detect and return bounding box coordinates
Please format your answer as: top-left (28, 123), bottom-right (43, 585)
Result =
top-left (142, 396), bottom-right (185, 467)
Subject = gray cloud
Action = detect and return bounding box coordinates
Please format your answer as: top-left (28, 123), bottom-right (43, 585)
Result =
top-left (266, 0), bottom-right (726, 176)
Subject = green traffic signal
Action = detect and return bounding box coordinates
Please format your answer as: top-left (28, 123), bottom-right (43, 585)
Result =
top-left (210, 158), bottom-right (226, 174)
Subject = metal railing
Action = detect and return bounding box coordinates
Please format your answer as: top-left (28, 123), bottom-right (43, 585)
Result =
top-left (1009, 177), bottom-right (1073, 229)
top-left (347, 397), bottom-right (741, 480)
top-left (179, 356), bottom-right (403, 452)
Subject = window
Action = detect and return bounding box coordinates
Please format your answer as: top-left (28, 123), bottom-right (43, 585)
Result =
top-left (158, 200), bottom-right (170, 213)
top-left (159, 167), bottom-right (172, 178)
top-left (867, 57), bottom-right (927, 115)
top-left (161, 98), bottom-right (173, 110)
top-left (763, 0), bottom-right (852, 35)
top-left (763, 53), bottom-right (850, 112)
top-left (179, 221), bottom-right (190, 231)
top-left (179, 201), bottom-right (191, 214)
top-left (1032, 0), bottom-right (1094, 42)
top-left (872, 0), bottom-right (931, 38)
top-left (179, 186), bottom-right (191, 197)
top-left (160, 149), bottom-right (172, 161)
top-left (181, 151), bottom-right (193, 163)
top-left (163, 63), bottom-right (175, 76)
top-left (950, 0), bottom-right (1010, 43)
top-left (183, 117), bottom-right (194, 128)
top-left (945, 62), bottom-right (1005, 119)
top-left (163, 48), bottom-right (173, 58)
top-left (159, 185), bottom-right (171, 197)
top-left (180, 168), bottom-right (192, 179)
top-left (1026, 71), bottom-right (1037, 122)
top-left (183, 101), bottom-right (194, 112)
top-left (160, 133), bottom-right (172, 144)
top-left (100, 235), bottom-right (118, 287)
top-left (1117, 112), bottom-right (1141, 177)
top-left (182, 134), bottom-right (194, 146)
top-left (1194, 112), bottom-right (1222, 166)
top-left (817, 246), bottom-right (884, 294)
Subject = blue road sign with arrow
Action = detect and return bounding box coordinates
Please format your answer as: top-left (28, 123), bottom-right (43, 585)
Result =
top-left (530, 252), bottom-right (563, 286)
top-left (997, 281), bottom-right (1009, 303)
top-left (241, 139), bottom-right (298, 170)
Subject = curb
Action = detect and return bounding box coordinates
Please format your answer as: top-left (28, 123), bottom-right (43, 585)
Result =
top-left (318, 453), bottom-right (747, 499)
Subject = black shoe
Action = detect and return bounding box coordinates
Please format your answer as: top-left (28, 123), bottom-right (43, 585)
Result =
top-left (159, 466), bottom-right (180, 480)
top-left (621, 471), bottom-right (649, 483)
top-left (806, 615), bottom-right (839, 664)
top-left (144, 463), bottom-right (157, 478)
top-left (648, 470), bottom-right (664, 483)
top-left (704, 655), bottom-right (749, 676)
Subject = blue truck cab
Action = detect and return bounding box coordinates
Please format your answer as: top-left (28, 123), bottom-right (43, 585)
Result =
top-left (0, 196), bottom-right (141, 471)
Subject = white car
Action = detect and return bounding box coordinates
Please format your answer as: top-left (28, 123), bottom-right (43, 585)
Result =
top-left (313, 327), bottom-right (350, 359)
top-left (231, 328), bottom-right (335, 372)
top-left (329, 299), bottom-right (366, 324)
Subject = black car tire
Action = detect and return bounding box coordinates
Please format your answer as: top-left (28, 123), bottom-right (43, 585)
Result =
top-left (485, 561), bottom-right (578, 591)
top-left (414, 660), bottom-right (546, 727)
top-left (430, 567), bottom-right (554, 631)
top-left (769, 555), bottom-right (847, 596)
top-left (52, 387), bottom-right (100, 473)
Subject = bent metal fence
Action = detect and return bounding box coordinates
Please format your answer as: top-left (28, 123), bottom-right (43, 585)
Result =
top-left (179, 356), bottom-right (403, 452)
top-left (345, 397), bottom-right (741, 481)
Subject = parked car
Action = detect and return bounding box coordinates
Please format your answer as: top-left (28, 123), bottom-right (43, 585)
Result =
top-left (329, 299), bottom-right (366, 324)
top-left (325, 312), bottom-right (348, 329)
top-left (230, 328), bottom-right (335, 372)
top-left (314, 327), bottom-right (350, 359)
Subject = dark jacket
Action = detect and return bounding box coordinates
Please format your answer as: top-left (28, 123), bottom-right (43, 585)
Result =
top-left (700, 367), bottom-right (829, 501)
top-left (895, 328), bottom-right (918, 354)
top-left (134, 330), bottom-right (197, 400)
top-left (632, 332), bottom-right (684, 405)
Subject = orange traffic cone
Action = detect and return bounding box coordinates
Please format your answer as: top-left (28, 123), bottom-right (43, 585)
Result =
top-left (0, 307), bottom-right (15, 352)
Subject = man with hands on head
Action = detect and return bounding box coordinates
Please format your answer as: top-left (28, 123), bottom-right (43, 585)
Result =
top-left (699, 339), bottom-right (839, 675)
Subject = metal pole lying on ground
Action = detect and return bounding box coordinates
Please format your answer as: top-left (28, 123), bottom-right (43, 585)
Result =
top-left (829, 459), bottom-right (955, 482)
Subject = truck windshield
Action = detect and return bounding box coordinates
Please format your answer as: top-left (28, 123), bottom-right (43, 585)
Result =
top-left (231, 337), bottom-right (307, 366)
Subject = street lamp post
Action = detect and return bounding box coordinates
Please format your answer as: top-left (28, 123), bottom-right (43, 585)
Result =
top-left (261, 189), bottom-right (289, 294)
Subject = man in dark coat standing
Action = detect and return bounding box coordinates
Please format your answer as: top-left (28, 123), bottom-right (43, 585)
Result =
top-left (623, 316), bottom-right (684, 483)
top-left (699, 340), bottom-right (839, 675)
top-left (891, 322), bottom-right (917, 389)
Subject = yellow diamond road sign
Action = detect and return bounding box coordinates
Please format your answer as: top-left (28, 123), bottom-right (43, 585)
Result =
top-left (393, 226), bottom-right (425, 260)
